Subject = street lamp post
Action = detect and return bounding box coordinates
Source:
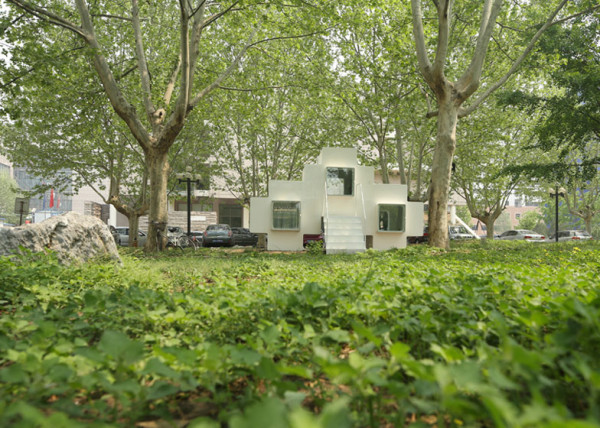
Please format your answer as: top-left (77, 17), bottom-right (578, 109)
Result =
top-left (549, 186), bottom-right (566, 242)
top-left (176, 166), bottom-right (203, 236)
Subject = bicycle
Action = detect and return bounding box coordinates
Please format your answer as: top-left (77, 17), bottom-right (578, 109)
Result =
top-left (170, 233), bottom-right (198, 250)
top-left (153, 221), bottom-right (198, 251)
top-left (153, 221), bottom-right (183, 251)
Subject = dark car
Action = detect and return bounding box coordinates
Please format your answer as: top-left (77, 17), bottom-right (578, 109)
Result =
top-left (203, 224), bottom-right (234, 247)
top-left (303, 233), bottom-right (324, 247)
top-left (232, 227), bottom-right (258, 247)
top-left (408, 226), bottom-right (428, 244)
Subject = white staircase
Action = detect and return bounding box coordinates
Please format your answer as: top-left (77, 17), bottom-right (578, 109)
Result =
top-left (324, 215), bottom-right (366, 254)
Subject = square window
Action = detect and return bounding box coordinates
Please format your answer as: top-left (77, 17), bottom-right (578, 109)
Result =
top-left (378, 204), bottom-right (405, 232)
top-left (272, 201), bottom-right (300, 230)
top-left (326, 167), bottom-right (354, 196)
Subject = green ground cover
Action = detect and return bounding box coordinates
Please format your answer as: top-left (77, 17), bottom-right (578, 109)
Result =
top-left (1, 241), bottom-right (599, 427)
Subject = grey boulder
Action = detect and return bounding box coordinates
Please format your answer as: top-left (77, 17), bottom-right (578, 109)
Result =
top-left (0, 212), bottom-right (121, 264)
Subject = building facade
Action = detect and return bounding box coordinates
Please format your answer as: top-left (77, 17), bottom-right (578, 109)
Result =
top-left (250, 148), bottom-right (424, 253)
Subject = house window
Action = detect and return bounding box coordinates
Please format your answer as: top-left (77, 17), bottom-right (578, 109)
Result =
top-left (272, 201), bottom-right (300, 230)
top-left (378, 204), bottom-right (405, 232)
top-left (219, 204), bottom-right (243, 227)
top-left (515, 213), bottom-right (521, 219)
top-left (326, 167), bottom-right (354, 196)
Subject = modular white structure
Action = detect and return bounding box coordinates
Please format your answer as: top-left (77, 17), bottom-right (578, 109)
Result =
top-left (250, 148), bottom-right (424, 253)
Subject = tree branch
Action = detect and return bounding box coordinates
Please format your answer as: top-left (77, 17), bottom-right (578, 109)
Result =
top-left (246, 29), bottom-right (328, 49)
top-left (190, 24), bottom-right (261, 107)
top-left (459, 0), bottom-right (569, 118)
top-left (74, 0), bottom-right (152, 147)
top-left (455, 0), bottom-right (503, 101)
top-left (163, 54), bottom-right (182, 106)
top-left (411, 0), bottom-right (434, 83)
top-left (200, 1), bottom-right (240, 30)
top-left (7, 0), bottom-right (87, 38)
top-left (432, 0), bottom-right (453, 78)
top-left (131, 0), bottom-right (156, 125)
top-left (170, 1), bottom-right (191, 132)
top-left (90, 14), bottom-right (133, 22)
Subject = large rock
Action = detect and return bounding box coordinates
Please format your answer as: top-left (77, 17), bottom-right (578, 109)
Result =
top-left (0, 212), bottom-right (121, 264)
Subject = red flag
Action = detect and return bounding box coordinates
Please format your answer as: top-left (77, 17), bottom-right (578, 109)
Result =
top-left (49, 189), bottom-right (54, 208)
top-left (56, 196), bottom-right (60, 209)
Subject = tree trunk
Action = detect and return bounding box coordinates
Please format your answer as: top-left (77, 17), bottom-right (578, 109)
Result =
top-left (128, 215), bottom-right (141, 247)
top-left (145, 148), bottom-right (170, 251)
top-left (378, 140), bottom-right (389, 184)
top-left (428, 102), bottom-right (458, 249)
top-left (485, 219), bottom-right (495, 240)
top-left (585, 215), bottom-right (592, 234)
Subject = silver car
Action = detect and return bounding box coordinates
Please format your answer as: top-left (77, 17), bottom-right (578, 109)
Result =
top-left (549, 230), bottom-right (592, 242)
top-left (115, 227), bottom-right (148, 247)
top-left (449, 225), bottom-right (475, 240)
top-left (497, 229), bottom-right (545, 242)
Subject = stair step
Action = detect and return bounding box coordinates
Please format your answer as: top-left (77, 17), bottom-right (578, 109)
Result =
top-left (326, 227), bottom-right (363, 234)
top-left (326, 247), bottom-right (366, 255)
top-left (326, 236), bottom-right (365, 243)
top-left (325, 219), bottom-right (362, 225)
top-left (323, 215), bottom-right (365, 254)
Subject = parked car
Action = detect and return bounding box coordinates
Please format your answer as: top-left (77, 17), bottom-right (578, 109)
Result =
top-left (189, 231), bottom-right (204, 246)
top-left (449, 225), bottom-right (475, 240)
top-left (109, 225), bottom-right (120, 245)
top-left (408, 226), bottom-right (429, 244)
top-left (115, 227), bottom-right (148, 247)
top-left (549, 230), bottom-right (593, 242)
top-left (232, 227), bottom-right (258, 247)
top-left (303, 233), bottom-right (324, 247)
top-left (203, 224), bottom-right (234, 247)
top-left (497, 229), bottom-right (545, 242)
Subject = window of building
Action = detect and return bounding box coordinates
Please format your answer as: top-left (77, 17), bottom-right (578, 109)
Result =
top-left (378, 204), bottom-right (405, 232)
top-left (326, 167), bottom-right (354, 196)
top-left (175, 200), bottom-right (213, 212)
top-left (272, 201), bottom-right (300, 230)
top-left (515, 213), bottom-right (521, 219)
top-left (219, 204), bottom-right (243, 227)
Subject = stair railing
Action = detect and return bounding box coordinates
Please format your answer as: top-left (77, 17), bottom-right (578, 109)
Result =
top-left (323, 180), bottom-right (329, 239)
top-left (355, 183), bottom-right (367, 240)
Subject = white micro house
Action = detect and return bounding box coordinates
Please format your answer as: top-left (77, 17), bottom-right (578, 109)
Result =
top-left (250, 147), bottom-right (424, 253)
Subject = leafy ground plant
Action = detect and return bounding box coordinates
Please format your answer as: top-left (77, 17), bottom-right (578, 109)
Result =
top-left (1, 242), bottom-right (600, 427)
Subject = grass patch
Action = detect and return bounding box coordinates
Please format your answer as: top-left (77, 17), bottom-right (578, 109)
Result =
top-left (1, 241), bottom-right (599, 427)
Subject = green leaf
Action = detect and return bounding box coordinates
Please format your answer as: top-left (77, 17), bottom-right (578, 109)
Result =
top-left (142, 358), bottom-right (180, 380)
top-left (97, 330), bottom-right (144, 365)
top-left (277, 364), bottom-right (313, 379)
top-left (146, 380), bottom-right (179, 400)
top-left (0, 364), bottom-right (28, 383)
top-left (229, 397), bottom-right (287, 428)
top-left (188, 417), bottom-right (221, 428)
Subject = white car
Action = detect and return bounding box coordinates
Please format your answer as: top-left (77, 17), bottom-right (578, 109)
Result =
top-left (497, 229), bottom-right (545, 242)
top-left (549, 230), bottom-right (592, 242)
